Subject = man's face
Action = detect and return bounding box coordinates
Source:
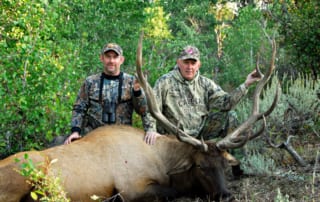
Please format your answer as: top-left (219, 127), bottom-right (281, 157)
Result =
top-left (100, 51), bottom-right (124, 76)
top-left (177, 59), bottom-right (201, 80)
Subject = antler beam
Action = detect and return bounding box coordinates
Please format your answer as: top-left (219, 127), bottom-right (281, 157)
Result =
top-left (216, 39), bottom-right (280, 151)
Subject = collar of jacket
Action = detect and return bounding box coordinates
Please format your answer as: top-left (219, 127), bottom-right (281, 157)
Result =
top-left (102, 72), bottom-right (122, 80)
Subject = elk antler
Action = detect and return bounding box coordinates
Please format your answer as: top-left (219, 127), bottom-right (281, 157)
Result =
top-left (135, 32), bottom-right (208, 152)
top-left (216, 39), bottom-right (280, 151)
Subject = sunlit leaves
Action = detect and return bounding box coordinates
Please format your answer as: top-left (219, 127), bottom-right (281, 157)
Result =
top-left (0, 0), bottom-right (77, 156)
top-left (143, 4), bottom-right (172, 42)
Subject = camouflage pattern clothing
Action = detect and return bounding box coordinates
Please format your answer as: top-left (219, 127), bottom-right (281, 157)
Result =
top-left (71, 71), bottom-right (150, 135)
top-left (147, 65), bottom-right (248, 140)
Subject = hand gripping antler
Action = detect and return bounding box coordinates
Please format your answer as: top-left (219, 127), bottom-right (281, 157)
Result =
top-left (216, 39), bottom-right (280, 151)
top-left (136, 33), bottom-right (208, 152)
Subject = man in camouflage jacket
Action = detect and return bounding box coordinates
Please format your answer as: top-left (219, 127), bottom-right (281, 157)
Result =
top-left (144, 45), bottom-right (261, 176)
top-left (63, 43), bottom-right (151, 144)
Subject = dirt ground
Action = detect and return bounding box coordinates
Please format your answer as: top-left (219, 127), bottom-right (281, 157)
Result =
top-left (225, 166), bottom-right (320, 202)
top-left (170, 135), bottom-right (320, 202)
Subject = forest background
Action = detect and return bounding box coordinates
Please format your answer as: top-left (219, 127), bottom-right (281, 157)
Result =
top-left (1, 0), bottom-right (319, 176)
top-left (1, 0), bottom-right (320, 201)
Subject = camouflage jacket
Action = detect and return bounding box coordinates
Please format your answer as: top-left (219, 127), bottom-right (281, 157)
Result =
top-left (71, 72), bottom-right (151, 135)
top-left (147, 66), bottom-right (248, 137)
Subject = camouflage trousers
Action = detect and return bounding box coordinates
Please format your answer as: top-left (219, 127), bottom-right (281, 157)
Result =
top-left (199, 110), bottom-right (247, 159)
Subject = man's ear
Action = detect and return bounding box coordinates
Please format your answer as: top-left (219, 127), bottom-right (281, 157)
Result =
top-left (120, 56), bottom-right (125, 64)
top-left (99, 54), bottom-right (104, 62)
top-left (197, 61), bottom-right (201, 68)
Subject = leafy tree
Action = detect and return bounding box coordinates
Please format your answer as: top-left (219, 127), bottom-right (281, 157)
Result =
top-left (147, 0), bottom-right (219, 79)
top-left (65, 0), bottom-right (148, 75)
top-left (218, 5), bottom-right (269, 89)
top-left (273, 0), bottom-right (320, 79)
top-left (0, 0), bottom-right (79, 156)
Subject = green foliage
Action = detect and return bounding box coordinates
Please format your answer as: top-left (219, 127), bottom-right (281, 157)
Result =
top-left (274, 0), bottom-right (320, 76)
top-left (16, 153), bottom-right (70, 202)
top-left (218, 5), bottom-right (268, 88)
top-left (0, 0), bottom-right (160, 157)
top-left (241, 149), bottom-right (277, 176)
top-left (236, 71), bottom-right (319, 176)
top-left (283, 73), bottom-right (320, 130)
top-left (142, 0), bottom-right (219, 84)
top-left (0, 0), bottom-right (81, 156)
top-left (275, 188), bottom-right (290, 202)
top-left (143, 1), bottom-right (172, 42)
top-left (236, 72), bottom-right (319, 140)
top-left (66, 0), bottom-right (149, 74)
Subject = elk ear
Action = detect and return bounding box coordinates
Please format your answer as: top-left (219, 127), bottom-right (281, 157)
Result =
top-left (167, 160), bottom-right (193, 175)
top-left (222, 151), bottom-right (240, 166)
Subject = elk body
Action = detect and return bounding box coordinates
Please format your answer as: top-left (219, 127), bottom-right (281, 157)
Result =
top-left (0, 125), bottom-right (234, 202)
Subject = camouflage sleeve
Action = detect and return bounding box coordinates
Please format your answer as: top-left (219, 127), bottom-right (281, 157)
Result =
top-left (70, 80), bottom-right (90, 133)
top-left (132, 89), bottom-right (146, 115)
top-left (209, 82), bottom-right (248, 112)
top-left (131, 88), bottom-right (156, 132)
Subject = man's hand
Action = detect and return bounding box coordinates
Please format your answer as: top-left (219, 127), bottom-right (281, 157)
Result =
top-left (144, 131), bottom-right (161, 145)
top-left (64, 132), bottom-right (81, 144)
top-left (244, 69), bottom-right (263, 88)
top-left (133, 79), bottom-right (141, 91)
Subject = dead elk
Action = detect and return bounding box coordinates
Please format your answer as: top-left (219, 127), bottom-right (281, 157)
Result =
top-left (1, 125), bottom-right (238, 202)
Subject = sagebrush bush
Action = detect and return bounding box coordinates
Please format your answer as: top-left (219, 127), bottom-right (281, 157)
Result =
top-left (275, 188), bottom-right (290, 202)
top-left (236, 72), bottom-right (319, 174)
top-left (237, 72), bottom-right (319, 140)
top-left (241, 148), bottom-right (277, 176)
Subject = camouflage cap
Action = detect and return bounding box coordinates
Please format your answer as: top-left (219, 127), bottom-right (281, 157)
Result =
top-left (101, 43), bottom-right (123, 56)
top-left (178, 45), bottom-right (200, 61)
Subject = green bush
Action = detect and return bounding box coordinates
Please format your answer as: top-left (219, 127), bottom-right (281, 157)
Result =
top-left (241, 147), bottom-right (277, 176)
top-left (236, 72), bottom-right (319, 142)
top-left (16, 154), bottom-right (70, 202)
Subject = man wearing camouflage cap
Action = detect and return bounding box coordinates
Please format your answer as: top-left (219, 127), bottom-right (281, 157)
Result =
top-left (60, 42), bottom-right (151, 144)
top-left (144, 45), bottom-right (261, 177)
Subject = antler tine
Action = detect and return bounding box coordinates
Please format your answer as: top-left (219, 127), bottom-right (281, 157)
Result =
top-left (135, 32), bottom-right (208, 152)
top-left (252, 39), bottom-right (276, 115)
top-left (248, 115), bottom-right (266, 140)
top-left (216, 39), bottom-right (278, 151)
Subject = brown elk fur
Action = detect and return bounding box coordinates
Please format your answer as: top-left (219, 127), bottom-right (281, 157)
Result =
top-left (0, 125), bottom-right (233, 202)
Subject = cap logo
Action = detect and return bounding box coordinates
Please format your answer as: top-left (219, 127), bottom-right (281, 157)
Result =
top-left (186, 48), bottom-right (194, 54)
top-left (107, 43), bottom-right (116, 48)
top-left (179, 45), bottom-right (200, 60)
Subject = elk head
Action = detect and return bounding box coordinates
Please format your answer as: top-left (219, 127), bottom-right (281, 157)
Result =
top-left (136, 32), bottom-right (280, 152)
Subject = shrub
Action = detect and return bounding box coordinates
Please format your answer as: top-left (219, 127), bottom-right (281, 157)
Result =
top-left (16, 154), bottom-right (70, 202)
